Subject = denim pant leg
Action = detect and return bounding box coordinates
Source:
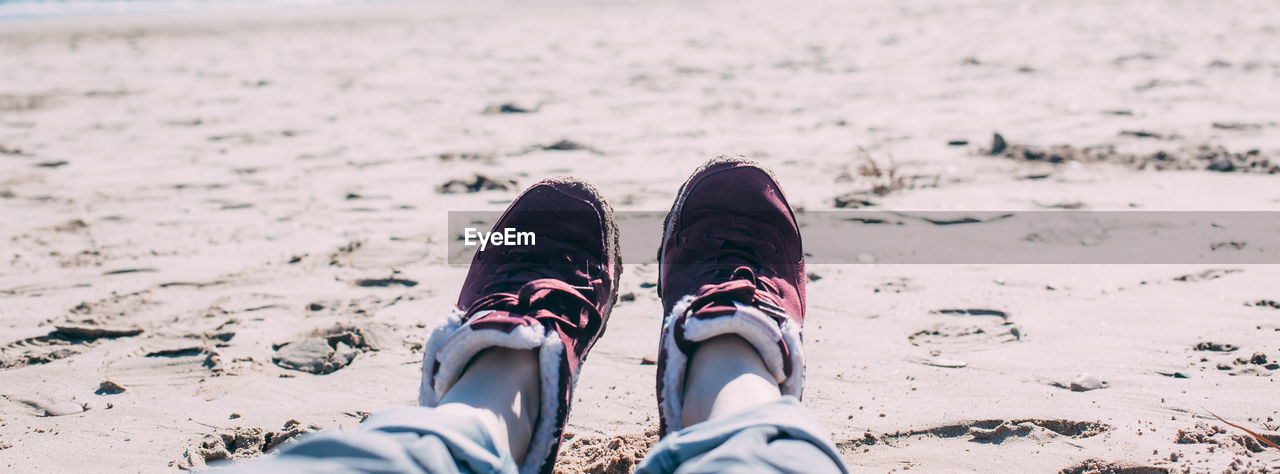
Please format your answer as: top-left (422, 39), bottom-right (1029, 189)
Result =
top-left (212, 406), bottom-right (518, 474)
top-left (636, 396), bottom-right (848, 474)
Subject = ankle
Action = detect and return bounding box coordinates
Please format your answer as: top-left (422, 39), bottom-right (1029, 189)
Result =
top-left (438, 348), bottom-right (540, 463)
top-left (680, 335), bottom-right (781, 427)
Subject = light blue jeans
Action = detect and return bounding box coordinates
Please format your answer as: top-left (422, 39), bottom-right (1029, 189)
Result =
top-left (216, 396), bottom-right (846, 473)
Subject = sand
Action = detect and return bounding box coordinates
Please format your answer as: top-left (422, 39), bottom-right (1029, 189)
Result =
top-left (1, 0), bottom-right (1279, 472)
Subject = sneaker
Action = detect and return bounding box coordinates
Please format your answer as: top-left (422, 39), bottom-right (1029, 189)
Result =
top-left (655, 156), bottom-right (807, 435)
top-left (419, 177), bottom-right (621, 474)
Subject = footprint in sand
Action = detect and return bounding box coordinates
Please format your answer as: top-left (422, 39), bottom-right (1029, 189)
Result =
top-left (271, 324), bottom-right (401, 375)
top-left (908, 308), bottom-right (1020, 351)
top-left (1058, 459), bottom-right (1169, 474)
top-left (837, 419), bottom-right (1110, 453)
top-left (0, 323), bottom-right (144, 369)
top-left (1153, 423), bottom-right (1280, 472)
top-left (174, 419), bottom-right (323, 470)
top-left (1189, 341), bottom-right (1277, 376)
top-left (100, 343), bottom-right (227, 389)
top-left (0, 291), bottom-right (158, 368)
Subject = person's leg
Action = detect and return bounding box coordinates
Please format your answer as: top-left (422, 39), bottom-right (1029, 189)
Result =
top-left (212, 402), bottom-right (517, 474)
top-left (418, 176), bottom-right (622, 473)
top-left (640, 397), bottom-right (844, 474)
top-left (680, 335), bottom-right (779, 427)
top-left (214, 178), bottom-right (620, 474)
top-left (436, 347), bottom-right (539, 464)
top-left (643, 156), bottom-right (847, 474)
top-left (659, 335), bottom-right (840, 474)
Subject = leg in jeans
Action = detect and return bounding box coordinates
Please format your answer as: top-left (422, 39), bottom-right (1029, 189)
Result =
top-left (215, 178), bottom-right (621, 474)
top-left (212, 358), bottom-right (525, 474)
top-left (641, 157), bottom-right (848, 473)
top-left (638, 336), bottom-right (845, 474)
top-left (681, 335), bottom-right (781, 427)
top-left (435, 347), bottom-right (540, 464)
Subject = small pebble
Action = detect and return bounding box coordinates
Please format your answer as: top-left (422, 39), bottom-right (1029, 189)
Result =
top-left (924, 357), bottom-right (967, 368)
top-left (1069, 373), bottom-right (1108, 391)
top-left (44, 402), bottom-right (87, 417)
top-left (97, 380), bottom-right (126, 394)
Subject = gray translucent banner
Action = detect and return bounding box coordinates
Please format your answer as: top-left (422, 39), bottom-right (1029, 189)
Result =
top-left (447, 211), bottom-right (1280, 264)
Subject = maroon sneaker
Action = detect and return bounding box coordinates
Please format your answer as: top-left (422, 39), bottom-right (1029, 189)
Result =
top-left (419, 177), bottom-right (621, 474)
top-left (655, 156), bottom-right (807, 435)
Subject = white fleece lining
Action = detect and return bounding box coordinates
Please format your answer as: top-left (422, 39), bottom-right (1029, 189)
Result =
top-left (522, 334), bottom-right (563, 474)
top-left (777, 315), bottom-right (805, 399)
top-left (658, 295), bottom-right (695, 435)
top-left (683, 301), bottom-right (787, 382)
top-left (418, 307), bottom-right (467, 407)
top-left (659, 294), bottom-right (807, 433)
top-left (418, 307), bottom-right (567, 474)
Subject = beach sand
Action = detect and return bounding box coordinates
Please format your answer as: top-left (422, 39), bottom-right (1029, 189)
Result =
top-left (1, 0), bottom-right (1279, 472)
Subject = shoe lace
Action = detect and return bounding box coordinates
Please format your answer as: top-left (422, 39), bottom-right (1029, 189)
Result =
top-left (683, 225), bottom-right (788, 322)
top-left (466, 238), bottom-right (603, 338)
top-left (481, 237), bottom-right (600, 296)
top-left (465, 278), bottom-right (602, 339)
